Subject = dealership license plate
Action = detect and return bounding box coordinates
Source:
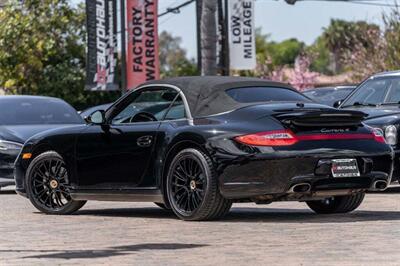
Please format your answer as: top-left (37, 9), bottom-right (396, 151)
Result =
top-left (331, 159), bottom-right (360, 178)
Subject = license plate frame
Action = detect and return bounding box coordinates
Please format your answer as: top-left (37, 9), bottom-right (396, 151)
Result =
top-left (331, 159), bottom-right (360, 178)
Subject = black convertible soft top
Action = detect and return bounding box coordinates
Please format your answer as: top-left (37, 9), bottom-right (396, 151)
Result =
top-left (143, 76), bottom-right (296, 118)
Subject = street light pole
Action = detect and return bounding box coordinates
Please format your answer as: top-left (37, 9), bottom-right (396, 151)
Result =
top-left (218, 0), bottom-right (230, 76)
top-left (196, 0), bottom-right (202, 74)
top-left (120, 0), bottom-right (127, 95)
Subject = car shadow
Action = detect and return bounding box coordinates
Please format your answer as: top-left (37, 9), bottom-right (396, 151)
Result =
top-left (0, 189), bottom-right (16, 195)
top-left (74, 206), bottom-right (400, 224)
top-left (0, 243), bottom-right (207, 260)
top-left (76, 207), bottom-right (177, 220)
top-left (223, 207), bottom-right (400, 223)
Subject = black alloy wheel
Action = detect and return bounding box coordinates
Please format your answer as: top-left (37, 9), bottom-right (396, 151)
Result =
top-left (26, 151), bottom-right (86, 215)
top-left (171, 155), bottom-right (206, 212)
top-left (166, 148), bottom-right (232, 221)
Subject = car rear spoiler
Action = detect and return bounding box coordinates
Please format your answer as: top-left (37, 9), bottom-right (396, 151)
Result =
top-left (274, 109), bottom-right (367, 127)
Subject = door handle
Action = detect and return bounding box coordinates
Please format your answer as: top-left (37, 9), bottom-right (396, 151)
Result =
top-left (137, 135), bottom-right (153, 147)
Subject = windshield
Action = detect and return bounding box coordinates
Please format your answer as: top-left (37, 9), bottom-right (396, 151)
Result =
top-left (342, 77), bottom-right (400, 107)
top-left (226, 86), bottom-right (312, 103)
top-left (304, 87), bottom-right (354, 106)
top-left (111, 89), bottom-right (185, 124)
top-left (0, 97), bottom-right (83, 125)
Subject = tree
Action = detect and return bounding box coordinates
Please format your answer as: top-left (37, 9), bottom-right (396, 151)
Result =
top-left (290, 55), bottom-right (319, 91)
top-left (321, 19), bottom-right (379, 73)
top-left (158, 31), bottom-right (198, 78)
top-left (200, 0), bottom-right (217, 75)
top-left (238, 28), bottom-right (304, 78)
top-left (268, 38), bottom-right (305, 67)
top-left (307, 37), bottom-right (333, 75)
top-left (254, 29), bottom-right (304, 68)
top-left (383, 7), bottom-right (400, 71)
top-left (341, 7), bottom-right (400, 80)
top-left (0, 0), bottom-right (119, 110)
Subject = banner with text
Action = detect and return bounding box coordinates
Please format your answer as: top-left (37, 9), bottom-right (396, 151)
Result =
top-left (228, 0), bottom-right (256, 70)
top-left (126, 0), bottom-right (159, 90)
top-left (86, 0), bottom-right (119, 91)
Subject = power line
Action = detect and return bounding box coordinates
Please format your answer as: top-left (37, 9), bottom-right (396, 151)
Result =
top-left (342, 0), bottom-right (399, 7)
top-left (158, 0), bottom-right (186, 25)
top-left (158, 0), bottom-right (195, 18)
top-left (159, 13), bottom-right (177, 25)
top-left (159, 0), bottom-right (181, 11)
top-left (286, 0), bottom-right (399, 7)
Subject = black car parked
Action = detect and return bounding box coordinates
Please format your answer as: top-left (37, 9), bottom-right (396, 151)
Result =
top-left (303, 85), bottom-right (356, 107)
top-left (15, 77), bottom-right (392, 220)
top-left (337, 71), bottom-right (400, 182)
top-left (0, 96), bottom-right (84, 188)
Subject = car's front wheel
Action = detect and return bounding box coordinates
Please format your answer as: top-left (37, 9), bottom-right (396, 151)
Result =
top-left (166, 148), bottom-right (232, 221)
top-left (26, 151), bottom-right (86, 215)
top-left (306, 193), bottom-right (365, 214)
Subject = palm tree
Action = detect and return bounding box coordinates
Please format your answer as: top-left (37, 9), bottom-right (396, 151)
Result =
top-left (200, 0), bottom-right (217, 75)
top-left (323, 19), bottom-right (379, 74)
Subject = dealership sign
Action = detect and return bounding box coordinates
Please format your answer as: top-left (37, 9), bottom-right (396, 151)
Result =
top-left (228, 0), bottom-right (256, 70)
top-left (85, 0), bottom-right (119, 91)
top-left (125, 0), bottom-right (160, 90)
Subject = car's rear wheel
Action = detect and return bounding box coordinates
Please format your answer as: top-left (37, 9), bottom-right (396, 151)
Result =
top-left (166, 148), bottom-right (232, 221)
top-left (26, 151), bottom-right (86, 215)
top-left (306, 193), bottom-right (365, 214)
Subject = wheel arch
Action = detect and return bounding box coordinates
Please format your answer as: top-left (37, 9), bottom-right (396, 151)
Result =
top-left (22, 137), bottom-right (78, 188)
top-left (31, 143), bottom-right (56, 158)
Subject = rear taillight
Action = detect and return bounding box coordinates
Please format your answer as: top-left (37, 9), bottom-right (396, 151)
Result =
top-left (235, 129), bottom-right (386, 146)
top-left (235, 130), bottom-right (298, 146)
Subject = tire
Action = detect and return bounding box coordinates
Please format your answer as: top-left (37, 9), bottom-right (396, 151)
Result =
top-left (26, 151), bottom-right (86, 215)
top-left (154, 202), bottom-right (171, 210)
top-left (166, 148), bottom-right (232, 221)
top-left (306, 193), bottom-right (365, 214)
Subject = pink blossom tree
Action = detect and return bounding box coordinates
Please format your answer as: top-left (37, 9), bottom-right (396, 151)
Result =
top-left (289, 55), bottom-right (319, 91)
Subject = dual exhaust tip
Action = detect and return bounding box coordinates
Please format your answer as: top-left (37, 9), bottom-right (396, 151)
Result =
top-left (372, 180), bottom-right (388, 191)
top-left (289, 183), bottom-right (311, 193)
top-left (288, 180), bottom-right (388, 194)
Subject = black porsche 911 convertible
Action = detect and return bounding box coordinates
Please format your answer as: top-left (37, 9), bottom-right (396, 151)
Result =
top-left (15, 76), bottom-right (393, 221)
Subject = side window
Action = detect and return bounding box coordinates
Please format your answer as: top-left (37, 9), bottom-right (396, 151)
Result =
top-left (163, 96), bottom-right (186, 121)
top-left (386, 79), bottom-right (400, 103)
top-left (111, 87), bottom-right (178, 124)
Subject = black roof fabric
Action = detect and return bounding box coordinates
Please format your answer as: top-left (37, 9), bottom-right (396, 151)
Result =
top-left (143, 76), bottom-right (295, 118)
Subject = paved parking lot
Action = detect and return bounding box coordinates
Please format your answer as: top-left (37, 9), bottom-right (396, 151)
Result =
top-left (1, 188), bottom-right (400, 265)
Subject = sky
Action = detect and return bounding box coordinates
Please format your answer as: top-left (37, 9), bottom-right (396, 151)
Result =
top-left (74, 0), bottom-right (394, 59)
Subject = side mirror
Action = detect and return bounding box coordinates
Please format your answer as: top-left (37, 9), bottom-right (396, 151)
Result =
top-left (87, 110), bottom-right (106, 125)
top-left (333, 100), bottom-right (343, 108)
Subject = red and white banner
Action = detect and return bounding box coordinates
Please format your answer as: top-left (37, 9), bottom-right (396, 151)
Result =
top-left (125, 0), bottom-right (160, 90)
top-left (85, 0), bottom-right (119, 91)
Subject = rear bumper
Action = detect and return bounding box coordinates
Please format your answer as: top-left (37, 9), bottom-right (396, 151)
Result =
top-left (220, 173), bottom-right (389, 199)
top-left (218, 153), bottom-right (393, 199)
